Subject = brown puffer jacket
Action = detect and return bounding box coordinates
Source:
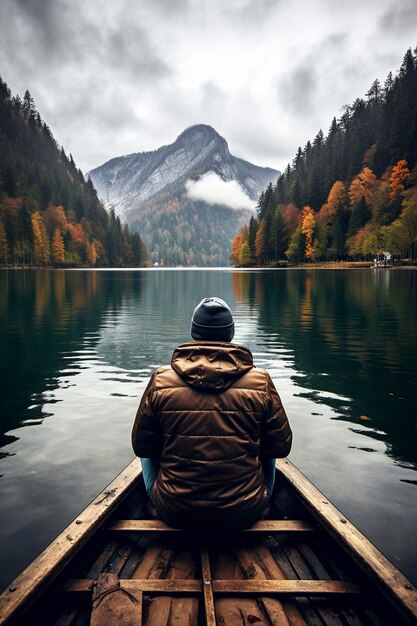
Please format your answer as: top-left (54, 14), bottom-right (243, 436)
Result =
top-left (131, 341), bottom-right (292, 529)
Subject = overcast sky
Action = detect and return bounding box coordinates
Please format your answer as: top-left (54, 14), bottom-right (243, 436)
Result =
top-left (0, 0), bottom-right (416, 174)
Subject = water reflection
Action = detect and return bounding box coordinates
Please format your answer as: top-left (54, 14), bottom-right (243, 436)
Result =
top-left (0, 268), bottom-right (416, 589)
top-left (232, 270), bottom-right (417, 468)
top-left (0, 270), bottom-right (144, 444)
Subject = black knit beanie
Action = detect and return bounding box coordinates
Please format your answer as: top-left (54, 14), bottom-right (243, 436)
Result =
top-left (191, 297), bottom-right (235, 342)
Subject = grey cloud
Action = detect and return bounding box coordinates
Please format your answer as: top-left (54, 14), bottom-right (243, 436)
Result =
top-left (222, 0), bottom-right (281, 23)
top-left (148, 0), bottom-right (190, 14)
top-left (278, 65), bottom-right (317, 116)
top-left (13, 0), bottom-right (58, 25)
top-left (379, 0), bottom-right (417, 34)
top-left (228, 122), bottom-right (287, 168)
top-left (277, 33), bottom-right (348, 117)
top-left (106, 22), bottom-right (171, 79)
top-left (0, 0), bottom-right (171, 78)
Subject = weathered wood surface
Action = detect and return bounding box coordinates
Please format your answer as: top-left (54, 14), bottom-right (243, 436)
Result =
top-left (0, 459), bottom-right (142, 626)
top-left (108, 519), bottom-right (316, 533)
top-left (276, 459), bottom-right (417, 623)
top-left (201, 547), bottom-right (216, 625)
top-left (65, 578), bottom-right (363, 596)
top-left (1, 456), bottom-right (417, 625)
top-left (90, 572), bottom-right (143, 626)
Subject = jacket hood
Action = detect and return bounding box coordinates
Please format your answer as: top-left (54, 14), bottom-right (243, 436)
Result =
top-left (171, 341), bottom-right (254, 392)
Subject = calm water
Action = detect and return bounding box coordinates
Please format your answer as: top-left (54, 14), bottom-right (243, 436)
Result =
top-left (0, 268), bottom-right (416, 590)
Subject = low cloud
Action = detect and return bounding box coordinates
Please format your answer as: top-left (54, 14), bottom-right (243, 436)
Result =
top-left (185, 172), bottom-right (256, 211)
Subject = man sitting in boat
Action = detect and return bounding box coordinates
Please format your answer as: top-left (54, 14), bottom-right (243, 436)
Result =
top-left (131, 297), bottom-right (293, 529)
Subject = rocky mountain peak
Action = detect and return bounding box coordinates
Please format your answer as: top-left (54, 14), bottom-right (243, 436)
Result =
top-left (88, 125), bottom-right (280, 265)
top-left (176, 124), bottom-right (228, 148)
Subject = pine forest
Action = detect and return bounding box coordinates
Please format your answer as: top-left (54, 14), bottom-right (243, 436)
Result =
top-left (0, 78), bottom-right (147, 268)
top-left (231, 47), bottom-right (417, 266)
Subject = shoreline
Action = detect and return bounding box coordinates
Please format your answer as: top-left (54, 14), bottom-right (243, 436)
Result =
top-left (1, 262), bottom-right (416, 271)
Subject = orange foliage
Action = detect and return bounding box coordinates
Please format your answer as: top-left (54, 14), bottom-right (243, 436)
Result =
top-left (317, 181), bottom-right (347, 228)
top-left (231, 233), bottom-right (243, 264)
top-left (231, 225), bottom-right (248, 264)
top-left (282, 203), bottom-right (300, 233)
top-left (348, 167), bottom-right (377, 206)
top-left (68, 223), bottom-right (85, 247)
top-left (44, 204), bottom-right (67, 235)
top-left (389, 160), bottom-right (410, 200)
top-left (255, 220), bottom-right (267, 260)
top-left (87, 241), bottom-right (97, 266)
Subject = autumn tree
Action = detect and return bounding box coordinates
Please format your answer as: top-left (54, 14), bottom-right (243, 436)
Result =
top-left (389, 159), bottom-right (410, 200)
top-left (44, 204), bottom-right (67, 237)
top-left (87, 241), bottom-right (97, 266)
top-left (301, 206), bottom-right (315, 260)
top-left (231, 232), bottom-right (243, 265)
top-left (238, 241), bottom-right (251, 267)
top-left (51, 228), bottom-right (65, 264)
top-left (349, 167), bottom-right (378, 206)
top-left (31, 212), bottom-right (45, 264)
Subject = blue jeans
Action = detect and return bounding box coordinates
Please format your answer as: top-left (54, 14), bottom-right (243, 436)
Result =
top-left (141, 457), bottom-right (159, 500)
top-left (262, 457), bottom-right (276, 498)
top-left (141, 457), bottom-right (276, 500)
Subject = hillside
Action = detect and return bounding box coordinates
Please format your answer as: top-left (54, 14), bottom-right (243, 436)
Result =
top-left (232, 47), bottom-right (417, 266)
top-left (89, 125), bottom-right (279, 266)
top-left (0, 77), bottom-right (147, 267)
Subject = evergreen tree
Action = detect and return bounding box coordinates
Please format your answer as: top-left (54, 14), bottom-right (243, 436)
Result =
top-left (232, 45), bottom-right (417, 264)
top-left (0, 75), bottom-right (147, 267)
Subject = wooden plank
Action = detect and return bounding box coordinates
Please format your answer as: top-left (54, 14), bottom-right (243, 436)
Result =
top-left (0, 459), bottom-right (142, 626)
top-left (279, 537), bottom-right (351, 626)
top-left (107, 519), bottom-right (316, 533)
top-left (160, 544), bottom-right (199, 626)
top-left (64, 579), bottom-right (202, 594)
top-left (213, 580), bottom-right (363, 596)
top-left (230, 541), bottom-right (307, 626)
top-left (90, 573), bottom-right (143, 626)
top-left (63, 578), bottom-right (362, 596)
top-left (275, 459), bottom-right (417, 623)
top-left (201, 547), bottom-right (216, 626)
top-left (210, 543), bottom-right (275, 626)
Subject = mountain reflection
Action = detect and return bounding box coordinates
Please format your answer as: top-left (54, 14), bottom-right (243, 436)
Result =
top-left (232, 269), bottom-right (417, 468)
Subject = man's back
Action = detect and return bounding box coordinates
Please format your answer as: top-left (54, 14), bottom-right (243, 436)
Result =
top-left (132, 340), bottom-right (292, 529)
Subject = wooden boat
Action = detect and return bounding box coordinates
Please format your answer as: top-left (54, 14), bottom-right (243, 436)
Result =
top-left (0, 458), bottom-right (416, 625)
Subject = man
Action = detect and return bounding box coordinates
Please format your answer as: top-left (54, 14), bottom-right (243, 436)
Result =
top-left (132, 297), bottom-right (292, 529)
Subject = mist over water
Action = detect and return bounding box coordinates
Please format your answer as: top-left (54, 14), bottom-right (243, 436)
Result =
top-left (0, 268), bottom-right (416, 590)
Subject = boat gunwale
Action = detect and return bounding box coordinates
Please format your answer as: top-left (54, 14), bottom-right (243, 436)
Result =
top-left (0, 458), bottom-right (142, 625)
top-left (0, 457), bottom-right (416, 624)
top-left (276, 458), bottom-right (417, 624)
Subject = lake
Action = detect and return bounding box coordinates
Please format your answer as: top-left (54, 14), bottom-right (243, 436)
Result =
top-left (0, 268), bottom-right (416, 590)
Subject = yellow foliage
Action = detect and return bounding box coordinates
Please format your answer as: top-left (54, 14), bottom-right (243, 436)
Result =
top-left (301, 206), bottom-right (315, 259)
top-left (87, 241), bottom-right (97, 266)
top-left (51, 228), bottom-right (65, 264)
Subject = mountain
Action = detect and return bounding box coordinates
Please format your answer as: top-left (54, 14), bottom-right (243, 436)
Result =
top-left (88, 125), bottom-right (279, 265)
top-left (0, 76), bottom-right (147, 268)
